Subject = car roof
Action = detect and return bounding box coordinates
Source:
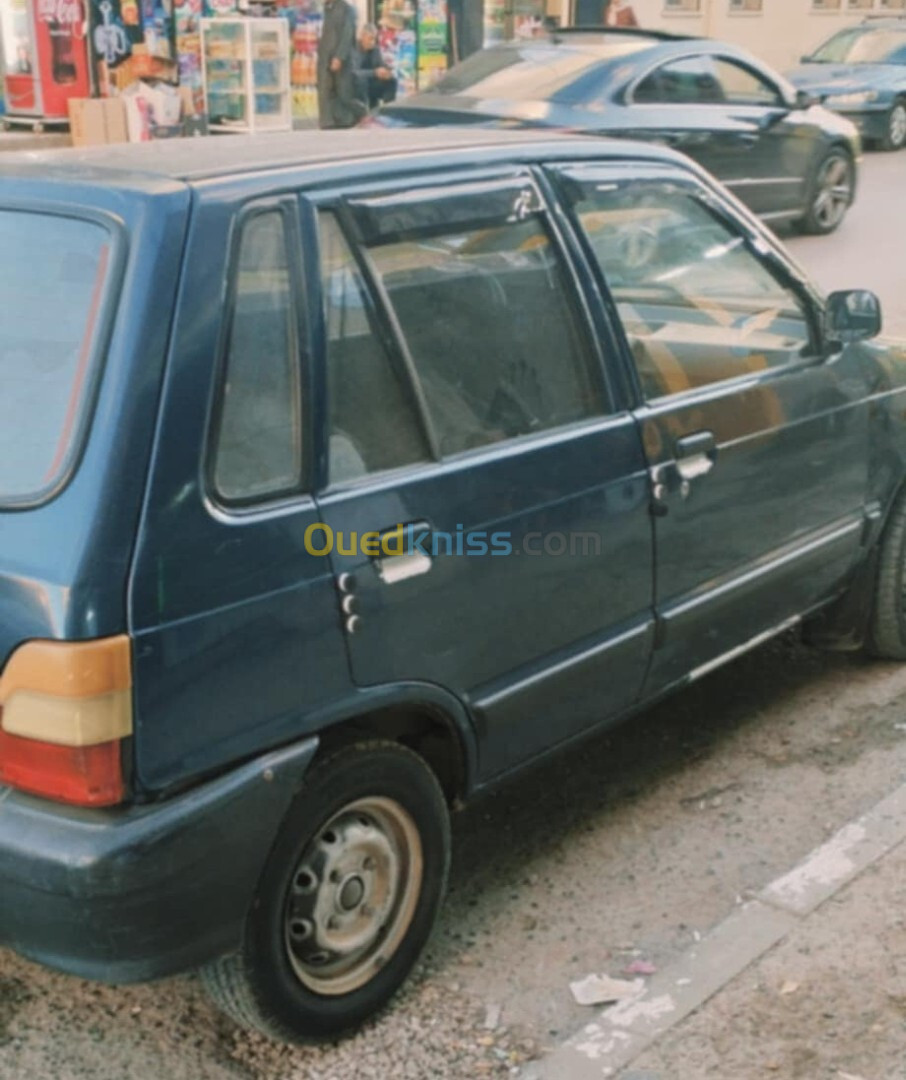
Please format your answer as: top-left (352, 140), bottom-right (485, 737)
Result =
top-left (860, 16), bottom-right (906, 28)
top-left (1, 127), bottom-right (687, 190)
top-left (546, 26), bottom-right (696, 45)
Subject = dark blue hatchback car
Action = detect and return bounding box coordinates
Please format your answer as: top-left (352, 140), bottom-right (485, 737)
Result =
top-left (1, 129), bottom-right (906, 1041)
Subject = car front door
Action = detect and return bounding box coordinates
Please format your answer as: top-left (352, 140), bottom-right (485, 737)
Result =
top-left (624, 54), bottom-right (762, 201)
top-left (624, 53), bottom-right (804, 218)
top-left (709, 54), bottom-right (812, 218)
top-left (304, 171), bottom-right (655, 781)
top-left (553, 161), bottom-right (873, 694)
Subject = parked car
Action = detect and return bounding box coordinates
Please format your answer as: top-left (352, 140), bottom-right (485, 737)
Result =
top-left (1, 128), bottom-right (904, 1043)
top-left (367, 28), bottom-right (861, 235)
top-left (787, 17), bottom-right (906, 152)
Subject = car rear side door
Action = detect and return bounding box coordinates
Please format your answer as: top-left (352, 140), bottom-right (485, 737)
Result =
top-left (303, 170), bottom-right (655, 781)
top-left (552, 161), bottom-right (873, 694)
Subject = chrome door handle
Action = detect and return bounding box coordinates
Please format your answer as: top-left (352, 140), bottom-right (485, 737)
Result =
top-left (675, 430), bottom-right (717, 482)
top-left (676, 453), bottom-right (715, 481)
top-left (375, 550), bottom-right (432, 585)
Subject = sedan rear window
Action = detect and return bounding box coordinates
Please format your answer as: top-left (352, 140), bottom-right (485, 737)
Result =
top-left (427, 42), bottom-right (649, 101)
top-left (0, 211), bottom-right (111, 506)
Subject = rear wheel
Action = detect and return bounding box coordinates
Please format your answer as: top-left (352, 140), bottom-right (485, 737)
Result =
top-left (866, 487), bottom-right (906, 660)
top-left (798, 149), bottom-right (854, 235)
top-left (201, 740), bottom-right (450, 1041)
top-left (880, 100), bottom-right (906, 152)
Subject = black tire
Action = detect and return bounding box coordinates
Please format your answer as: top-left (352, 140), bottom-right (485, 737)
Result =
top-left (879, 99), bottom-right (906, 152)
top-left (201, 739), bottom-right (450, 1042)
top-left (797, 148), bottom-right (855, 236)
top-left (866, 487), bottom-right (906, 659)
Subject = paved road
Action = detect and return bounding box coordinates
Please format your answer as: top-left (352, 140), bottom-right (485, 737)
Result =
top-left (786, 150), bottom-right (906, 340)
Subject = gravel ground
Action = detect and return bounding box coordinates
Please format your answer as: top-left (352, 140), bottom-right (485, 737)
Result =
top-left (0, 954), bottom-right (538, 1080)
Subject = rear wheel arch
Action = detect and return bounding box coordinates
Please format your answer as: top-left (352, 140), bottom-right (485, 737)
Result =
top-left (315, 699), bottom-right (472, 805)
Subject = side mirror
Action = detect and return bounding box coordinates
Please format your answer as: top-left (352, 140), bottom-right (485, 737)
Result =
top-left (825, 290), bottom-right (882, 345)
top-left (794, 88), bottom-right (819, 109)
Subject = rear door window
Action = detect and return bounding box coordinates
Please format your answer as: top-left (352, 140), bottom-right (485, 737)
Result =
top-left (0, 210), bottom-right (112, 506)
top-left (339, 180), bottom-right (604, 460)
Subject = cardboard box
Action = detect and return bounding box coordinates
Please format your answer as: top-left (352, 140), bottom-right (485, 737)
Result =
top-left (68, 98), bottom-right (129, 147)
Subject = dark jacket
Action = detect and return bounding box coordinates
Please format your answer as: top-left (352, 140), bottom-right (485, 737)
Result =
top-left (317, 0), bottom-right (358, 128)
top-left (354, 44), bottom-right (398, 109)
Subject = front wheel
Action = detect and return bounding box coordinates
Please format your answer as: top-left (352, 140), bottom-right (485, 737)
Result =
top-left (201, 740), bottom-right (451, 1041)
top-left (798, 149), bottom-right (854, 235)
top-left (880, 100), bottom-right (906, 152)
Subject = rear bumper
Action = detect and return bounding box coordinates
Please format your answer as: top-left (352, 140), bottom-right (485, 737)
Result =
top-left (0, 736), bottom-right (318, 983)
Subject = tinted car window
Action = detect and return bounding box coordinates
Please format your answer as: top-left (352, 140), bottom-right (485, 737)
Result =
top-left (366, 216), bottom-right (601, 456)
top-left (634, 56), bottom-right (724, 105)
top-left (428, 41), bottom-right (650, 100)
top-left (569, 180), bottom-right (812, 398)
top-left (318, 212), bottom-right (430, 484)
top-left (713, 58), bottom-right (781, 106)
top-left (810, 27), bottom-right (906, 64)
top-left (0, 211), bottom-right (112, 505)
top-left (213, 210), bottom-right (303, 502)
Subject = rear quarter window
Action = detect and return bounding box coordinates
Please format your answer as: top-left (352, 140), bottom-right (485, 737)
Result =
top-left (0, 210), bottom-right (113, 507)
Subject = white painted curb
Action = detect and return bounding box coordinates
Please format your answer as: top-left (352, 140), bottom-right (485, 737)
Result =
top-left (524, 780), bottom-right (906, 1080)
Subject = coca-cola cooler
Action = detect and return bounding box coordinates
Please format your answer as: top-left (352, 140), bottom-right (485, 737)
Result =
top-left (1, 0), bottom-right (91, 129)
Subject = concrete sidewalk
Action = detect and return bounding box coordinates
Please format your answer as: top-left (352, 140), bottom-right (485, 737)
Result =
top-left (527, 783), bottom-right (906, 1080)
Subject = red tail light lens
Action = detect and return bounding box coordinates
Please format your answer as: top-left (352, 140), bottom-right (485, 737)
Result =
top-left (0, 726), bottom-right (124, 806)
top-left (0, 636), bottom-right (131, 807)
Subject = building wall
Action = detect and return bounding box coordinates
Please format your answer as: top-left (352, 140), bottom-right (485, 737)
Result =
top-left (550, 0), bottom-right (906, 74)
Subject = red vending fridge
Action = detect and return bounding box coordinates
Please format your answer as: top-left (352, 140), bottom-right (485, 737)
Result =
top-left (1, 0), bottom-right (91, 129)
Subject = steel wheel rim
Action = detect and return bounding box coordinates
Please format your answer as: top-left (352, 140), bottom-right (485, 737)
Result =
top-left (812, 155), bottom-right (852, 229)
top-left (890, 104), bottom-right (906, 149)
top-left (283, 796), bottom-right (423, 996)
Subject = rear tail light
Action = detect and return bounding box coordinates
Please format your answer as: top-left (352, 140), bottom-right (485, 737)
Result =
top-left (0, 636), bottom-right (131, 806)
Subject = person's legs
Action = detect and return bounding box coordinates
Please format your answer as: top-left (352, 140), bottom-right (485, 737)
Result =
top-left (328, 67), bottom-right (356, 127)
top-left (318, 79), bottom-right (336, 129)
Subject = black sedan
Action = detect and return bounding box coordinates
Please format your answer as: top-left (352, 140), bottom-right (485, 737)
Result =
top-left (369, 29), bottom-right (861, 234)
top-left (787, 18), bottom-right (906, 152)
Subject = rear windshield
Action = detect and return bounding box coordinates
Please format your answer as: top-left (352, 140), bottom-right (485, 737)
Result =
top-left (0, 210), bottom-right (111, 506)
top-left (427, 42), bottom-right (650, 101)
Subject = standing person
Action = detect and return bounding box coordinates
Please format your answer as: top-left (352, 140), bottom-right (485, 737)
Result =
top-left (354, 24), bottom-right (398, 111)
top-left (317, 0), bottom-right (359, 129)
top-left (605, 0), bottom-right (639, 27)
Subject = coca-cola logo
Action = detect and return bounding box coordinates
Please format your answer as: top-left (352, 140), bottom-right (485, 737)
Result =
top-left (37, 0), bottom-right (83, 24)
